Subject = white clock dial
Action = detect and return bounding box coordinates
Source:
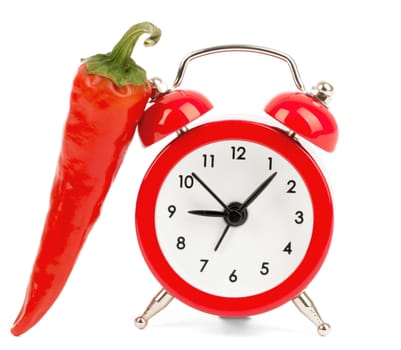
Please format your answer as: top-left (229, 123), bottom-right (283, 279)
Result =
top-left (155, 140), bottom-right (313, 298)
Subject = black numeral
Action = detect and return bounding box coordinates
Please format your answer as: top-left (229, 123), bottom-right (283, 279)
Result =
top-left (202, 154), bottom-right (215, 168)
top-left (295, 210), bottom-right (304, 224)
top-left (268, 157), bottom-right (273, 170)
top-left (168, 205), bottom-right (176, 218)
top-left (283, 242), bottom-right (293, 255)
top-left (200, 259), bottom-right (209, 272)
top-left (287, 180), bottom-right (296, 193)
top-left (179, 175), bottom-right (194, 189)
top-left (260, 262), bottom-right (270, 275)
top-left (229, 269), bottom-right (238, 283)
top-left (176, 236), bottom-right (186, 250)
top-left (231, 146), bottom-right (246, 160)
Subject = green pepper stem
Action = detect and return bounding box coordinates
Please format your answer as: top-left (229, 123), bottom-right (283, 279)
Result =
top-left (85, 22), bottom-right (161, 87)
top-left (109, 22), bottom-right (161, 66)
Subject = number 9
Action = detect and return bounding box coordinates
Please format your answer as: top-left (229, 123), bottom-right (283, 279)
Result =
top-left (168, 205), bottom-right (176, 218)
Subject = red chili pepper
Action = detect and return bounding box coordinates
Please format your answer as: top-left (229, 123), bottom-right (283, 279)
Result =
top-left (11, 22), bottom-right (161, 336)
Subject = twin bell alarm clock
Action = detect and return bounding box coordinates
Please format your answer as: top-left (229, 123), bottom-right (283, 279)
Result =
top-left (134, 45), bottom-right (338, 336)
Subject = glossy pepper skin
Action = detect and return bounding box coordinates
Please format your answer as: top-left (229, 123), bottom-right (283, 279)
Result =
top-left (11, 22), bottom-right (161, 336)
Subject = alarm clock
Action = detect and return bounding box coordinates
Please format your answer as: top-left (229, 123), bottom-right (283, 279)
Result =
top-left (134, 45), bottom-right (338, 336)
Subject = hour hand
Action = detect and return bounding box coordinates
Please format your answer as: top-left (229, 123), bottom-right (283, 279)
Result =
top-left (188, 210), bottom-right (228, 218)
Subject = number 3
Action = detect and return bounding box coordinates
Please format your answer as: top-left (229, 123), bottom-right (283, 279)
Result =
top-left (295, 210), bottom-right (304, 224)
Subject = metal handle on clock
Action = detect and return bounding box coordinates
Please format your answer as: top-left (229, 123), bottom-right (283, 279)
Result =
top-left (172, 44), bottom-right (306, 92)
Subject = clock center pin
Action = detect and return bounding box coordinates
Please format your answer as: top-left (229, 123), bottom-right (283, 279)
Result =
top-left (225, 202), bottom-right (248, 227)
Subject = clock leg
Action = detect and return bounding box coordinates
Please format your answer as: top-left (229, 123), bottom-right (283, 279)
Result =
top-left (292, 291), bottom-right (331, 336)
top-left (134, 288), bottom-right (174, 329)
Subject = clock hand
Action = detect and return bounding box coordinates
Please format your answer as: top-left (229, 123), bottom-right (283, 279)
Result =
top-left (188, 210), bottom-right (228, 217)
top-left (214, 224), bottom-right (231, 252)
top-left (239, 172), bottom-right (278, 210)
top-left (191, 172), bottom-right (231, 212)
top-left (191, 172), bottom-right (277, 252)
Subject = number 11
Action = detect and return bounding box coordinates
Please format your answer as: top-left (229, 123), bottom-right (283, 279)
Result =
top-left (202, 154), bottom-right (215, 168)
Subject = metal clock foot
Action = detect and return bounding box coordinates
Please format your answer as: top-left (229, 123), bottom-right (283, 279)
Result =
top-left (134, 288), bottom-right (174, 329)
top-left (292, 291), bottom-right (331, 336)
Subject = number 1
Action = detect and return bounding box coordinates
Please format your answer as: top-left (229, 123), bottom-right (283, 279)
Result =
top-left (268, 157), bottom-right (273, 170)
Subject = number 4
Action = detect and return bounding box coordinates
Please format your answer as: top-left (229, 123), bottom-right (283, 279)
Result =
top-left (283, 242), bottom-right (293, 255)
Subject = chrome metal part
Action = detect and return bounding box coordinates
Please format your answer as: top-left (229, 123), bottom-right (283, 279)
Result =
top-left (292, 291), bottom-right (331, 336)
top-left (173, 45), bottom-right (306, 92)
top-left (309, 81), bottom-right (334, 106)
top-left (176, 126), bottom-right (189, 136)
top-left (135, 289), bottom-right (174, 329)
top-left (150, 77), bottom-right (170, 101)
top-left (287, 130), bottom-right (297, 139)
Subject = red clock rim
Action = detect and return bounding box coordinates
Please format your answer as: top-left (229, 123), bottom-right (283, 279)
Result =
top-left (136, 120), bottom-right (333, 317)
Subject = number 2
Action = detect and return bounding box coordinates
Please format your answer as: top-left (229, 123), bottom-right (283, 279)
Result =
top-left (287, 180), bottom-right (296, 193)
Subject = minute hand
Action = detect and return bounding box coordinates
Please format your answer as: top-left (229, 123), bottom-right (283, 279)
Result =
top-left (191, 172), bottom-right (231, 212)
top-left (239, 172), bottom-right (278, 210)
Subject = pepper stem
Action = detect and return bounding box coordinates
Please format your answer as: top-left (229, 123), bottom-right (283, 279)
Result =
top-left (85, 22), bottom-right (161, 87)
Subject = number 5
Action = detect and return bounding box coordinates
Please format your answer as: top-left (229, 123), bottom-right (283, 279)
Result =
top-left (260, 262), bottom-right (270, 275)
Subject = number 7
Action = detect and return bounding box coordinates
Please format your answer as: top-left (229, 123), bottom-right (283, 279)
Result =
top-left (200, 259), bottom-right (209, 272)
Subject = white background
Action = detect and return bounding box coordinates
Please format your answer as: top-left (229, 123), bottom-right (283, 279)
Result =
top-left (0, 0), bottom-right (399, 349)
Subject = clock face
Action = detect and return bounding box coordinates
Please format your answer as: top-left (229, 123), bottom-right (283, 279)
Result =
top-left (136, 120), bottom-right (333, 316)
top-left (155, 140), bottom-right (313, 298)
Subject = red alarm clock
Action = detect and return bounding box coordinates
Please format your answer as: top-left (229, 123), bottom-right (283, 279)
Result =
top-left (134, 45), bottom-right (338, 336)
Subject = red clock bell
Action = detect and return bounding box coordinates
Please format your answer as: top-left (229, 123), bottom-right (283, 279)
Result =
top-left (134, 45), bottom-right (338, 336)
